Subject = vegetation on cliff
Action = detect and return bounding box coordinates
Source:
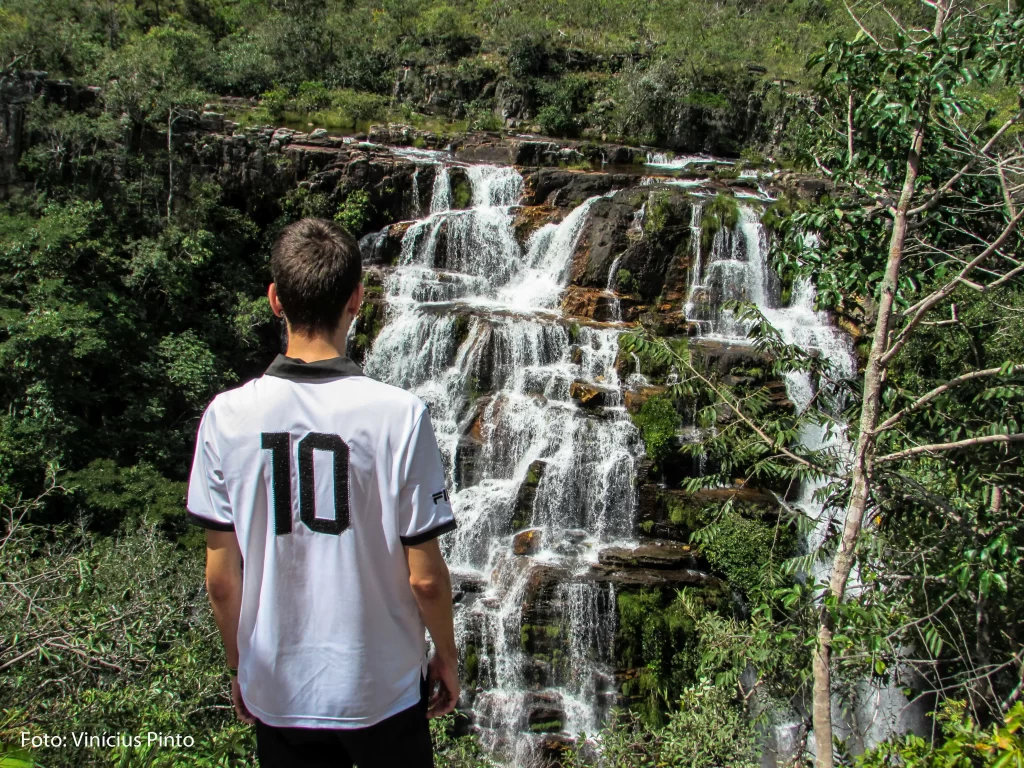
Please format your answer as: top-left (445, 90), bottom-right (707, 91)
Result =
top-left (0, 0), bottom-right (941, 150)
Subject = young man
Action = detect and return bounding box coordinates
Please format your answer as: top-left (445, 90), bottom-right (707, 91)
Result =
top-left (186, 218), bottom-right (459, 767)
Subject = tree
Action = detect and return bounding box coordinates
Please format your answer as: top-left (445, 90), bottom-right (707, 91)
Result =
top-left (628, 2), bottom-right (1024, 762)
top-left (788, 6), bottom-right (1023, 764)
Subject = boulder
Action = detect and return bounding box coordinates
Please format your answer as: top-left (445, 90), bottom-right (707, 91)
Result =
top-left (588, 564), bottom-right (715, 588)
top-left (513, 528), bottom-right (544, 556)
top-left (569, 380), bottom-right (612, 408)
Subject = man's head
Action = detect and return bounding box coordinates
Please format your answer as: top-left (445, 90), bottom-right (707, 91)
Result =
top-left (268, 218), bottom-right (363, 341)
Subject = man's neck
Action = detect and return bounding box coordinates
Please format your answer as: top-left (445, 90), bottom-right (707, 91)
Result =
top-left (284, 322), bottom-right (350, 363)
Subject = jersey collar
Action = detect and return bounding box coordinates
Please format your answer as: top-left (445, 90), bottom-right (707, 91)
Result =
top-left (264, 354), bottom-right (364, 382)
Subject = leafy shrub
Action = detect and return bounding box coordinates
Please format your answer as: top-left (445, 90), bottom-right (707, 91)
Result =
top-left (536, 74), bottom-right (597, 137)
top-left (431, 714), bottom-right (495, 767)
top-left (259, 86), bottom-right (291, 119)
top-left (416, 5), bottom-right (479, 60)
top-left (214, 32), bottom-right (278, 97)
top-left (615, 268), bottom-right (638, 294)
top-left (0, 513), bottom-right (254, 767)
top-left (330, 89), bottom-right (389, 123)
top-left (295, 80), bottom-right (333, 112)
top-left (502, 24), bottom-right (553, 80)
top-left (691, 505), bottom-right (793, 601)
top-left (335, 189), bottom-right (374, 236)
top-left (632, 395), bottom-right (679, 464)
top-left (567, 680), bottom-right (760, 766)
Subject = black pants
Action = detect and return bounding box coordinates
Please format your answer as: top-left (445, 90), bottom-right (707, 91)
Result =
top-left (256, 681), bottom-right (433, 768)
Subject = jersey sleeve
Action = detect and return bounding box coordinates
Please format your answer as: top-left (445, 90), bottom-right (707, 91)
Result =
top-left (398, 407), bottom-right (456, 546)
top-left (186, 403), bottom-right (235, 532)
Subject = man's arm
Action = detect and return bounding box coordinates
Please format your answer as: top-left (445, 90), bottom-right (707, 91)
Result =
top-left (205, 530), bottom-right (254, 724)
top-left (406, 538), bottom-right (460, 718)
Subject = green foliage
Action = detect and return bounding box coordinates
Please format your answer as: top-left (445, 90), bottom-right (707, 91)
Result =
top-left (565, 681), bottom-right (760, 767)
top-left (615, 268), bottom-right (637, 295)
top-left (631, 396), bottom-right (679, 464)
top-left (536, 74), bottom-right (598, 137)
top-left (695, 506), bottom-right (797, 601)
top-left (763, 7), bottom-right (1024, 731)
top-left (334, 189), bottom-right (374, 237)
top-left (858, 701), bottom-right (1024, 768)
top-left (259, 86), bottom-right (291, 120)
top-left (643, 191), bottom-right (674, 235)
top-left (451, 177), bottom-right (473, 209)
top-left (66, 460), bottom-right (188, 535)
top-left (417, 5), bottom-right (479, 61)
top-left (616, 589), bottom-right (705, 722)
top-left (1, 510), bottom-right (255, 768)
top-left (296, 80), bottom-right (333, 112)
top-left (431, 715), bottom-right (495, 768)
top-left (0, 0), bottom-right (911, 149)
top-left (700, 193), bottom-right (740, 249)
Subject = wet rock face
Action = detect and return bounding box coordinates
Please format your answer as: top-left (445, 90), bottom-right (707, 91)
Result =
top-left (522, 168), bottom-right (632, 208)
top-left (513, 528), bottom-right (544, 556)
top-left (568, 380), bottom-right (613, 408)
top-left (512, 459), bottom-right (546, 531)
top-left (560, 286), bottom-right (618, 322)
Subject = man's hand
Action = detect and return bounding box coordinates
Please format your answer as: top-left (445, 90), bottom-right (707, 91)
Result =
top-left (425, 653), bottom-right (460, 719)
top-left (406, 539), bottom-right (460, 718)
top-left (231, 677), bottom-right (256, 724)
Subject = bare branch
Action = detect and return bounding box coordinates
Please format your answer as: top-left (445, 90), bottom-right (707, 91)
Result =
top-left (845, 2), bottom-right (886, 47)
top-left (677, 354), bottom-right (829, 473)
top-left (884, 207), bottom-right (1024, 365)
top-left (875, 433), bottom-right (1024, 464)
top-left (873, 364), bottom-right (1024, 434)
top-left (907, 107), bottom-right (1024, 217)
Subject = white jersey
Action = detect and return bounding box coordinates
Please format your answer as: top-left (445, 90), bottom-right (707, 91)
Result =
top-left (187, 354), bottom-right (456, 729)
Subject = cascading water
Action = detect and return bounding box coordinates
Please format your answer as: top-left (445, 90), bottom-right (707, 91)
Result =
top-left (363, 162), bottom-right (642, 763)
top-left (684, 201), bottom-right (925, 762)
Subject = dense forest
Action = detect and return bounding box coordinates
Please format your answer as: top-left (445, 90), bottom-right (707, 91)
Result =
top-left (1, 0), bottom-right (1023, 766)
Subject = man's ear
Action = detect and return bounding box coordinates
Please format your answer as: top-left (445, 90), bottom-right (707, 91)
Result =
top-left (268, 283), bottom-right (285, 318)
top-left (346, 282), bottom-right (364, 317)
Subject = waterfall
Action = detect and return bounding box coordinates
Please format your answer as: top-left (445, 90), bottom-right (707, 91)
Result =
top-left (363, 162), bottom-right (642, 763)
top-left (684, 202), bottom-right (926, 763)
top-left (685, 205), bottom-right (855, 555)
top-left (431, 165), bottom-right (452, 214)
top-left (411, 166), bottom-right (421, 217)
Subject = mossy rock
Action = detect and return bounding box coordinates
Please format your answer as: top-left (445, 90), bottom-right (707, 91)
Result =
top-left (700, 192), bottom-right (740, 249)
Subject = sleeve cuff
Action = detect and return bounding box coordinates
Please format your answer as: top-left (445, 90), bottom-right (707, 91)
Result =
top-left (187, 510), bottom-right (235, 532)
top-left (400, 518), bottom-right (457, 546)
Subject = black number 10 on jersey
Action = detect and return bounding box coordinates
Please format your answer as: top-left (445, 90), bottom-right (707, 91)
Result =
top-left (262, 432), bottom-right (350, 535)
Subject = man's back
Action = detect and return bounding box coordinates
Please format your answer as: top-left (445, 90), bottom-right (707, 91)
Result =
top-left (188, 354), bottom-right (456, 728)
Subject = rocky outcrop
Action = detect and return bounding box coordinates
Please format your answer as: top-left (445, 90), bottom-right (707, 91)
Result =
top-left (598, 540), bottom-right (699, 569)
top-left (0, 72), bottom-right (98, 198)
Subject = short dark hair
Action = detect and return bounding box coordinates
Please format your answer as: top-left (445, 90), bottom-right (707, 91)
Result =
top-left (271, 218), bottom-right (362, 336)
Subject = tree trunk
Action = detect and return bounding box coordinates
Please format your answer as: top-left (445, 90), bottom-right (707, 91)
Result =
top-left (167, 111), bottom-right (174, 221)
top-left (809, 46), bottom-right (938, 768)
